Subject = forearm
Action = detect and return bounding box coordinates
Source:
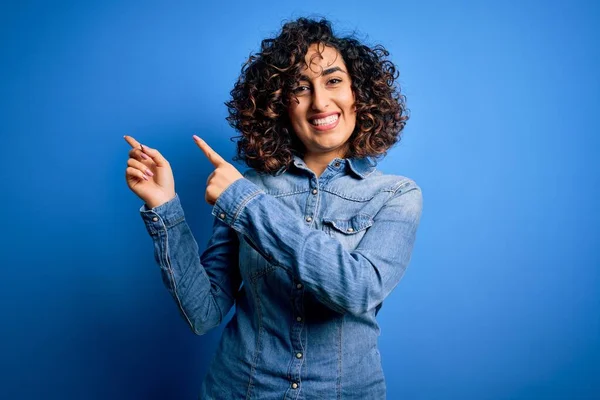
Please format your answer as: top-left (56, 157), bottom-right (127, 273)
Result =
top-left (212, 178), bottom-right (423, 315)
top-left (140, 194), bottom-right (239, 334)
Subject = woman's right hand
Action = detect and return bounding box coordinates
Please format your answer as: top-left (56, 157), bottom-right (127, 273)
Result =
top-left (124, 135), bottom-right (176, 209)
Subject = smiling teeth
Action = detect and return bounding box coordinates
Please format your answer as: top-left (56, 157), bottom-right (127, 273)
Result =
top-left (311, 114), bottom-right (339, 126)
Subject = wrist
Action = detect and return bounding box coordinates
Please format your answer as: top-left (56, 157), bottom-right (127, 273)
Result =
top-left (146, 193), bottom-right (176, 210)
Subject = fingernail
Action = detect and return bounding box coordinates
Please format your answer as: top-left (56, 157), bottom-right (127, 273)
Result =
top-left (141, 152), bottom-right (149, 160)
top-left (145, 169), bottom-right (154, 177)
top-left (142, 174), bottom-right (149, 181)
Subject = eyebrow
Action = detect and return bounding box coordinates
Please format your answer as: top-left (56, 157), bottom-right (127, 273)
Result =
top-left (299, 66), bottom-right (348, 81)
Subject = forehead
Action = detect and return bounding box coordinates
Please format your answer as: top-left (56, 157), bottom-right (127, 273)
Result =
top-left (300, 43), bottom-right (346, 77)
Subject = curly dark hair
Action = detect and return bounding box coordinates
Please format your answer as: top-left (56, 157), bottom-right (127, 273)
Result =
top-left (225, 17), bottom-right (409, 175)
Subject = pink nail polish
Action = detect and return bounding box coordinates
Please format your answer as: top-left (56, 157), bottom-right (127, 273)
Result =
top-left (141, 153), bottom-right (149, 160)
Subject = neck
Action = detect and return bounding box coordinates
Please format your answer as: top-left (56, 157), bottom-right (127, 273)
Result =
top-left (302, 147), bottom-right (348, 178)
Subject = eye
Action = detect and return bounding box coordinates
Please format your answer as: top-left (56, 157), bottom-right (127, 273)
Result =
top-left (293, 84), bottom-right (311, 94)
top-left (328, 78), bottom-right (342, 85)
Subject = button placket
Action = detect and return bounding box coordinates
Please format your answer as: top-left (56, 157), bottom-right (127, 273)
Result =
top-left (290, 278), bottom-right (305, 390)
top-left (304, 177), bottom-right (318, 227)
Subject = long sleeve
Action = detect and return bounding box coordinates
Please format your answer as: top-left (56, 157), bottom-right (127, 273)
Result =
top-left (139, 194), bottom-right (241, 335)
top-left (211, 176), bottom-right (423, 316)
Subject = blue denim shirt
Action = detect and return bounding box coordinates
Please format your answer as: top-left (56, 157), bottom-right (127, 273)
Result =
top-left (139, 154), bottom-right (423, 399)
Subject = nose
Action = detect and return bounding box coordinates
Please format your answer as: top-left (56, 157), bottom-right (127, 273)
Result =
top-left (310, 85), bottom-right (329, 111)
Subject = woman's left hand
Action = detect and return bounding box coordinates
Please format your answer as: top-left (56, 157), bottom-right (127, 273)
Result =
top-left (193, 135), bottom-right (244, 206)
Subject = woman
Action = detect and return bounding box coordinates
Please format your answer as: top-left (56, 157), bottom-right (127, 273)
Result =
top-left (124, 17), bottom-right (423, 400)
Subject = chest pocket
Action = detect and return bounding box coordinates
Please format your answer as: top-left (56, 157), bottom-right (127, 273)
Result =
top-left (322, 214), bottom-right (374, 251)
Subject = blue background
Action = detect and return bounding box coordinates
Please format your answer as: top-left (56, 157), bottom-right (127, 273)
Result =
top-left (1, 0), bottom-right (598, 399)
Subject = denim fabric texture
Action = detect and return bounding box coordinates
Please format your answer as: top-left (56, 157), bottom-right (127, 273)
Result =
top-left (139, 154), bottom-right (423, 400)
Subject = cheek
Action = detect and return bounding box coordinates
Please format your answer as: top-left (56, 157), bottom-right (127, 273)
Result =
top-left (343, 90), bottom-right (357, 114)
top-left (345, 92), bottom-right (357, 130)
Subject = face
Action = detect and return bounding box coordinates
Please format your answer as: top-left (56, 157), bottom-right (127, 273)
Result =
top-left (287, 43), bottom-right (357, 160)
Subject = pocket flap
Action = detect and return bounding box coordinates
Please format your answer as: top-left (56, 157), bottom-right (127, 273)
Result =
top-left (322, 215), bottom-right (374, 234)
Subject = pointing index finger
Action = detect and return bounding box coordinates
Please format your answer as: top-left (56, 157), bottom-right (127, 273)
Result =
top-left (123, 135), bottom-right (141, 149)
top-left (123, 135), bottom-right (166, 167)
top-left (193, 135), bottom-right (226, 167)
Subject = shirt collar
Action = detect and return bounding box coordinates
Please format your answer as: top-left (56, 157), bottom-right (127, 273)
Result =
top-left (289, 154), bottom-right (377, 179)
top-left (346, 156), bottom-right (378, 179)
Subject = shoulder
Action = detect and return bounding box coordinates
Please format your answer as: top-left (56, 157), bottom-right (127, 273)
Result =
top-left (382, 172), bottom-right (422, 205)
top-left (371, 170), bottom-right (421, 194)
top-left (325, 169), bottom-right (422, 201)
top-left (366, 171), bottom-right (423, 219)
top-left (242, 167), bottom-right (422, 206)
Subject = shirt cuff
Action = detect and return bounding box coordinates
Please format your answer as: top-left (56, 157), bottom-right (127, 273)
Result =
top-left (211, 178), bottom-right (263, 227)
top-left (139, 193), bottom-right (185, 236)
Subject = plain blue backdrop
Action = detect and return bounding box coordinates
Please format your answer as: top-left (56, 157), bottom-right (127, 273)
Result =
top-left (1, 0), bottom-right (598, 399)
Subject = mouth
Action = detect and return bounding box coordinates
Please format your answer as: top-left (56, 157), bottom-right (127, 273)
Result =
top-left (309, 113), bottom-right (340, 131)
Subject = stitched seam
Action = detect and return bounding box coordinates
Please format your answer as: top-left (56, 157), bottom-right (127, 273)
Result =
top-left (391, 179), bottom-right (413, 194)
top-left (321, 188), bottom-right (375, 201)
top-left (232, 190), bottom-right (262, 226)
top-left (321, 178), bottom-right (411, 201)
top-left (245, 279), bottom-right (263, 400)
top-left (363, 168), bottom-right (376, 178)
top-left (337, 316), bottom-right (343, 400)
top-left (285, 284), bottom-right (297, 400)
top-left (249, 264), bottom-right (278, 282)
top-left (322, 212), bottom-right (372, 221)
top-left (160, 218), bottom-right (196, 334)
top-left (243, 233), bottom-right (276, 274)
top-left (395, 185), bottom-right (419, 196)
top-left (323, 215), bottom-right (374, 234)
top-left (165, 215), bottom-right (185, 228)
top-left (297, 288), bottom-right (305, 400)
top-left (272, 188), bottom-right (309, 197)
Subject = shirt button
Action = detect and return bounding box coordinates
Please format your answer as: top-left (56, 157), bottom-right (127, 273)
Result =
top-left (152, 217), bottom-right (158, 222)
top-left (291, 382), bottom-right (299, 389)
top-left (347, 227), bottom-right (354, 232)
top-left (334, 161), bottom-right (341, 167)
top-left (296, 316), bottom-right (302, 322)
top-left (296, 283), bottom-right (303, 289)
top-left (305, 216), bottom-right (312, 222)
top-left (296, 352), bottom-right (303, 359)
top-left (312, 189), bottom-right (318, 195)
top-left (219, 213), bottom-right (226, 219)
